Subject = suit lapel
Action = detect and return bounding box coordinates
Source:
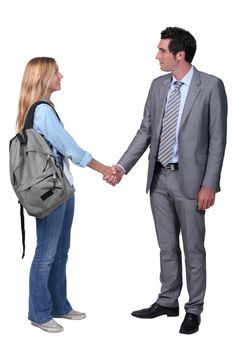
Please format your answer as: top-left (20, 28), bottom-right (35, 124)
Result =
top-left (159, 75), bottom-right (171, 110)
top-left (180, 67), bottom-right (201, 128)
top-left (155, 75), bottom-right (171, 138)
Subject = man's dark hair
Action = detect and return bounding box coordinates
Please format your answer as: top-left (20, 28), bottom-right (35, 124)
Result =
top-left (161, 27), bottom-right (196, 63)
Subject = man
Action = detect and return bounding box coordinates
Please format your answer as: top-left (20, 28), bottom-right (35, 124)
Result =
top-left (104, 27), bottom-right (227, 334)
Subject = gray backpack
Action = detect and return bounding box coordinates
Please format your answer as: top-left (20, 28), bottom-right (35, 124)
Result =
top-left (9, 101), bottom-right (74, 257)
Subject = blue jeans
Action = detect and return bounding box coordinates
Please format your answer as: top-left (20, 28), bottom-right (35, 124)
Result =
top-left (28, 195), bottom-right (75, 323)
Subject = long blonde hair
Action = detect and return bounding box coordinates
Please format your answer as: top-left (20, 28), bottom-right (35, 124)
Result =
top-left (16, 57), bottom-right (57, 132)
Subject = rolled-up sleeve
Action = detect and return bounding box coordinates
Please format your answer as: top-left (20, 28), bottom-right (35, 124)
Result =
top-left (33, 104), bottom-right (92, 167)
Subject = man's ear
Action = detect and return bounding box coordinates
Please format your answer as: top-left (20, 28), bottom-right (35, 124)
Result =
top-left (176, 50), bottom-right (186, 61)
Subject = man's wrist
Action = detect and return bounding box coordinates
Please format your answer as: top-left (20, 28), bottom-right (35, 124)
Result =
top-left (116, 164), bottom-right (126, 174)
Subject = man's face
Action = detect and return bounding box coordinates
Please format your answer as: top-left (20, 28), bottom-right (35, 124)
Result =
top-left (156, 39), bottom-right (178, 72)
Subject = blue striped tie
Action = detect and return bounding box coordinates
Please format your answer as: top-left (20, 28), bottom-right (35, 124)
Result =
top-left (157, 81), bottom-right (183, 166)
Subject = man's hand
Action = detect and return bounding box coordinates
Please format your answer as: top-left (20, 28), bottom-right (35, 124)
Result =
top-left (103, 165), bottom-right (124, 186)
top-left (197, 186), bottom-right (216, 211)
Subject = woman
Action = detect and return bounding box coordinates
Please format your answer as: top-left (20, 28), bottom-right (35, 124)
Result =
top-left (16, 57), bottom-right (115, 333)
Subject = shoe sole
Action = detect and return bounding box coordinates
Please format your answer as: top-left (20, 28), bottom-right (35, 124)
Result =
top-left (132, 314), bottom-right (179, 319)
top-left (131, 312), bottom-right (179, 318)
top-left (54, 314), bottom-right (86, 320)
top-left (179, 327), bottom-right (199, 335)
top-left (167, 312), bottom-right (179, 317)
top-left (31, 321), bottom-right (64, 333)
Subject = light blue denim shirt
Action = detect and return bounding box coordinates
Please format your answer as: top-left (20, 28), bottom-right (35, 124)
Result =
top-left (167, 65), bottom-right (194, 162)
top-left (33, 102), bottom-right (92, 167)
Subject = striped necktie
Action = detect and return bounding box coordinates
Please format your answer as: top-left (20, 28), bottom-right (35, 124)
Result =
top-left (157, 81), bottom-right (183, 166)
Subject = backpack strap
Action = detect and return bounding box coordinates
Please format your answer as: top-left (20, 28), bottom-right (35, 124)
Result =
top-left (20, 203), bottom-right (26, 259)
top-left (19, 101), bottom-right (60, 258)
top-left (23, 101), bottom-right (60, 130)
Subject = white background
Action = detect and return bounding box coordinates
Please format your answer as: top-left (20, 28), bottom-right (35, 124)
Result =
top-left (1, 0), bottom-right (232, 348)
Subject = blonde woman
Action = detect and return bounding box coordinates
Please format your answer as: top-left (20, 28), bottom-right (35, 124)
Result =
top-left (16, 57), bottom-right (115, 333)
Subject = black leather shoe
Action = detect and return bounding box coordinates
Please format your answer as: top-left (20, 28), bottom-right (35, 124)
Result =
top-left (131, 302), bottom-right (179, 319)
top-left (179, 313), bottom-right (201, 334)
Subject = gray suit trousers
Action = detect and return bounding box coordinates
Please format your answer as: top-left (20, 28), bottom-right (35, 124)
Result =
top-left (150, 167), bottom-right (206, 315)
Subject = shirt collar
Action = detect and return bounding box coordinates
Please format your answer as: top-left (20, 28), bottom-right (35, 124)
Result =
top-left (171, 65), bottom-right (194, 87)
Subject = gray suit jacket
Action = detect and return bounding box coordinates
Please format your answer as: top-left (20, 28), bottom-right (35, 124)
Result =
top-left (118, 67), bottom-right (228, 199)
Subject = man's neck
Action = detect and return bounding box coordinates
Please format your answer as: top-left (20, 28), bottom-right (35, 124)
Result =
top-left (173, 62), bottom-right (192, 81)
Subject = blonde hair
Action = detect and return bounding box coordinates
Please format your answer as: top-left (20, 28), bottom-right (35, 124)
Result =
top-left (16, 57), bottom-right (57, 132)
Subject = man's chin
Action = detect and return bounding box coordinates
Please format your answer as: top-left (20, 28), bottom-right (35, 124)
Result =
top-left (160, 65), bottom-right (168, 72)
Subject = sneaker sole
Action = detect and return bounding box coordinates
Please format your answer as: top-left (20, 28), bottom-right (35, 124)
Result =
top-left (31, 321), bottom-right (64, 333)
top-left (54, 314), bottom-right (86, 320)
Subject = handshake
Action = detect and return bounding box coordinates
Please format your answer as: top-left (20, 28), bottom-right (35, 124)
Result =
top-left (102, 165), bottom-right (124, 186)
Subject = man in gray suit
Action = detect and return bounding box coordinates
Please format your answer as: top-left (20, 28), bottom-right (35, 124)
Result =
top-left (104, 27), bottom-right (227, 334)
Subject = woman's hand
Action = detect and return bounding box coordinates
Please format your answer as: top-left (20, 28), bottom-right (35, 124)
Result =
top-left (102, 165), bottom-right (116, 180)
top-left (103, 165), bottom-right (124, 186)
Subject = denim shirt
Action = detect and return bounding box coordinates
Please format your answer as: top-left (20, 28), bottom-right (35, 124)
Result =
top-left (33, 102), bottom-right (92, 165)
top-left (33, 102), bottom-right (93, 184)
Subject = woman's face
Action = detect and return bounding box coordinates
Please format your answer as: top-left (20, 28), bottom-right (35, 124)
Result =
top-left (49, 64), bottom-right (63, 93)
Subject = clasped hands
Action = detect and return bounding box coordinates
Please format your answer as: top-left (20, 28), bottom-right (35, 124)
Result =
top-left (102, 165), bottom-right (124, 186)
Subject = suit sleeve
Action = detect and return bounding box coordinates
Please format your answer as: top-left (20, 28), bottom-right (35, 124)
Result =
top-left (117, 82), bottom-right (153, 174)
top-left (202, 78), bottom-right (228, 190)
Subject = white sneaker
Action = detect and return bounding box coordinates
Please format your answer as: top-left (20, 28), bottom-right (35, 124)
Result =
top-left (54, 309), bottom-right (86, 320)
top-left (31, 318), bottom-right (64, 333)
